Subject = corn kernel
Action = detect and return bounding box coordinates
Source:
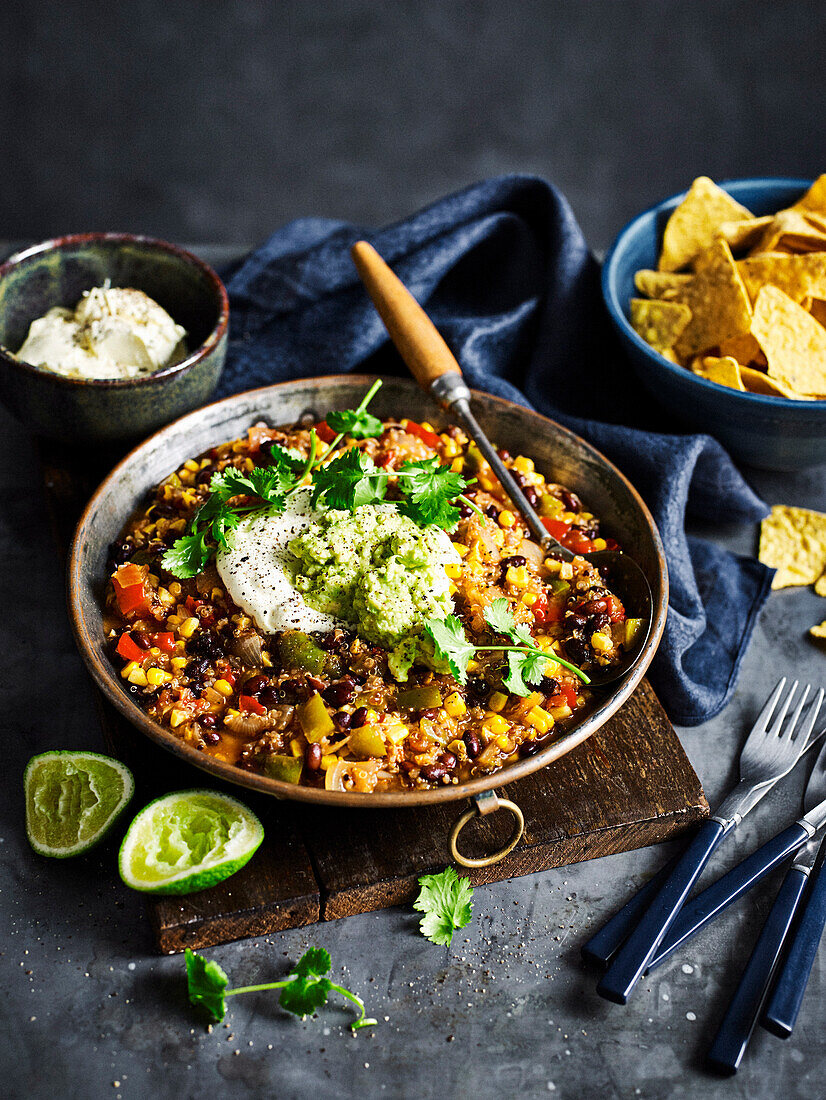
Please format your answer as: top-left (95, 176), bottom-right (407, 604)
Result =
top-left (127, 666), bottom-right (148, 687)
top-left (320, 754), bottom-right (337, 770)
top-left (149, 647), bottom-right (161, 657)
top-left (452, 542), bottom-right (469, 557)
top-left (466, 659), bottom-right (479, 672)
top-left (488, 691), bottom-right (508, 713)
top-left (484, 714), bottom-right (510, 736)
top-left (442, 439), bottom-right (460, 458)
top-left (550, 704), bottom-right (573, 721)
top-left (527, 706), bottom-right (554, 734)
top-left (214, 679), bottom-right (234, 697)
top-left (385, 721), bottom-right (408, 745)
top-left (121, 660), bottom-right (138, 679)
top-left (290, 738), bottom-right (303, 757)
top-left (591, 631), bottom-right (613, 653)
top-left (592, 537), bottom-right (607, 551)
top-left (559, 562), bottom-right (574, 581)
top-left (448, 583), bottom-right (458, 596)
top-left (445, 562), bottom-right (462, 580)
top-left (521, 592), bottom-right (538, 606)
top-left (478, 474), bottom-right (497, 492)
top-left (171, 657), bottom-right (187, 671)
top-left (262, 652), bottom-right (273, 667)
top-left (184, 459), bottom-right (200, 472)
top-left (167, 614), bottom-right (181, 627)
top-left (513, 455), bottom-right (535, 475)
top-left (450, 456), bottom-right (464, 473)
top-left (421, 421), bottom-right (435, 433)
top-left (147, 668), bottom-right (172, 687)
top-left (443, 692), bottom-right (467, 718)
top-left (179, 616), bottom-right (200, 639)
top-left (200, 458), bottom-right (211, 469)
top-left (498, 509), bottom-right (515, 529)
top-left (169, 707), bottom-right (188, 728)
top-left (506, 565), bottom-right (529, 588)
top-left (495, 733), bottom-right (514, 752)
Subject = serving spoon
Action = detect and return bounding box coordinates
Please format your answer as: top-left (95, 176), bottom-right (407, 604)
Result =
top-left (350, 239), bottom-right (653, 688)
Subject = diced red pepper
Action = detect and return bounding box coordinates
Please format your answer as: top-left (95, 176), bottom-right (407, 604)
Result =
top-left (152, 632), bottom-right (176, 653)
top-left (549, 683), bottom-right (579, 709)
top-left (376, 450), bottom-right (397, 469)
top-left (541, 517), bottom-right (571, 541)
top-left (533, 595), bottom-right (564, 625)
top-left (113, 578), bottom-right (152, 617)
top-left (403, 419), bottom-right (440, 448)
top-left (116, 633), bottom-right (147, 664)
top-left (563, 530), bottom-right (596, 555)
top-left (238, 694), bottom-right (266, 716)
top-left (315, 421), bottom-right (337, 444)
top-left (185, 596), bottom-right (202, 613)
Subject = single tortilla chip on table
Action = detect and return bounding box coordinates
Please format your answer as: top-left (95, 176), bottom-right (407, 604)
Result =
top-left (737, 252), bottom-right (826, 305)
top-left (810, 621), bottom-right (826, 641)
top-left (691, 355), bottom-right (745, 390)
top-left (633, 270), bottom-right (693, 300)
top-left (759, 505), bottom-right (826, 589)
top-left (658, 176), bottom-right (752, 273)
top-left (750, 285), bottom-right (826, 396)
top-left (629, 299), bottom-right (691, 354)
top-left (671, 239), bottom-right (753, 361)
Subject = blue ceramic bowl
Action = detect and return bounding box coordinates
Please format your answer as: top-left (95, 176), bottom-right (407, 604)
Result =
top-left (603, 178), bottom-right (826, 470)
top-left (0, 233), bottom-right (229, 444)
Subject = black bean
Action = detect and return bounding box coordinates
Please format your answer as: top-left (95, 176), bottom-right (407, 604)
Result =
top-left (464, 730), bottom-right (482, 758)
top-left (459, 503), bottom-right (472, 519)
top-left (560, 489), bottom-right (582, 512)
top-left (587, 613), bottom-right (611, 634)
top-left (243, 674), bottom-right (270, 697)
top-left (306, 675), bottom-right (327, 693)
top-left (203, 730), bottom-right (221, 745)
top-left (322, 678), bottom-right (356, 708)
top-left (419, 707), bottom-right (440, 720)
top-left (333, 710), bottom-right (352, 731)
top-left (539, 676), bottom-right (560, 696)
top-left (305, 743), bottom-right (322, 771)
top-left (484, 504), bottom-right (499, 519)
top-left (351, 706), bottom-right (369, 728)
top-left (109, 539), bottom-right (133, 565)
top-left (564, 638), bottom-right (591, 665)
top-left (419, 763), bottom-right (448, 783)
top-left (524, 487), bottom-right (540, 508)
top-left (188, 631), bottom-right (224, 660)
top-left (519, 735), bottom-right (551, 758)
top-left (567, 612), bottom-right (590, 630)
top-left (258, 686), bottom-right (282, 709)
top-left (195, 468), bottom-right (213, 484)
top-left (466, 676), bottom-right (489, 702)
top-left (439, 751), bottom-right (458, 770)
top-left (199, 714), bottom-right (217, 729)
top-left (497, 448), bottom-right (511, 462)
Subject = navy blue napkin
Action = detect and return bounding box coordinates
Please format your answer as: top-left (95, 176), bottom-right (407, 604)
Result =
top-left (218, 175), bottom-right (773, 726)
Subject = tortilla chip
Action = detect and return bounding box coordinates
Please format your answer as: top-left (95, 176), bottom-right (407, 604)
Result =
top-left (752, 210), bottom-right (826, 255)
top-left (671, 239), bottom-right (753, 360)
top-left (738, 365), bottom-right (805, 398)
top-left (692, 355), bottom-right (745, 390)
top-left (810, 621), bottom-right (826, 641)
top-left (715, 216), bottom-right (773, 252)
top-left (737, 252), bottom-right (826, 305)
top-left (750, 285), bottom-right (826, 396)
top-left (790, 175), bottom-right (826, 216)
top-left (634, 270), bottom-right (693, 300)
top-left (629, 299), bottom-right (692, 354)
top-left (717, 331), bottom-right (765, 366)
top-left (659, 177), bottom-right (752, 273)
top-left (816, 573), bottom-right (826, 597)
top-left (759, 505), bottom-right (826, 589)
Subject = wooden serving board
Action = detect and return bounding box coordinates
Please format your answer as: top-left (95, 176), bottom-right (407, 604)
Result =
top-left (39, 438), bottom-right (709, 954)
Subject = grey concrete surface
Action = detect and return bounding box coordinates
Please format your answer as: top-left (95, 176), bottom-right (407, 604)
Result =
top-left (4, 0), bottom-right (826, 253)
top-left (1, 304), bottom-right (825, 1098)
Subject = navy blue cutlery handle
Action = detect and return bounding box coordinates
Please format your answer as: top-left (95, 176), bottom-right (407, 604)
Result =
top-left (762, 840), bottom-right (826, 1039)
top-left (707, 867), bottom-right (809, 1075)
top-left (581, 860), bottom-right (675, 967)
top-left (649, 822), bottom-right (810, 971)
top-left (597, 819), bottom-right (728, 1005)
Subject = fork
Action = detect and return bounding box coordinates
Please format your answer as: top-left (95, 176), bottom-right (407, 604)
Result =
top-left (597, 679), bottom-right (814, 1004)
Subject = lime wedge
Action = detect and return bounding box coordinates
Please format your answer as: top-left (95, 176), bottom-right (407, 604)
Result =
top-left (24, 750), bottom-right (135, 858)
top-left (118, 789), bottom-right (264, 895)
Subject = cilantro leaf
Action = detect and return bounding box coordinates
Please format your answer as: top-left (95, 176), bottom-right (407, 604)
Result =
top-left (293, 946), bottom-right (331, 980)
top-left (483, 598), bottom-right (518, 636)
top-left (186, 948), bottom-right (230, 1021)
top-left (501, 649), bottom-right (550, 696)
top-left (326, 406), bottom-right (383, 440)
top-left (310, 448), bottom-right (387, 511)
top-left (502, 651), bottom-right (531, 696)
top-left (396, 458), bottom-right (467, 531)
top-left (423, 616), bottom-right (475, 682)
top-left (161, 532), bottom-right (210, 578)
top-left (414, 867), bottom-right (474, 946)
top-left (269, 442), bottom-right (306, 474)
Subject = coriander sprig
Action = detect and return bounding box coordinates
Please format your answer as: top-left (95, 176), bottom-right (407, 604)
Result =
top-left (414, 866), bottom-right (473, 946)
top-left (424, 598), bottom-right (590, 693)
top-left (186, 946), bottom-right (376, 1031)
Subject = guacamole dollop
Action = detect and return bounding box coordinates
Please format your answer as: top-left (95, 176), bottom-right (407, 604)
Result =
top-left (287, 504), bottom-right (459, 680)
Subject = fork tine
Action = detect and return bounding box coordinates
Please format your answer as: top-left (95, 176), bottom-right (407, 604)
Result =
top-left (751, 677), bottom-right (788, 736)
top-left (767, 680), bottom-right (799, 739)
top-left (781, 684), bottom-right (811, 742)
top-left (800, 689), bottom-right (825, 751)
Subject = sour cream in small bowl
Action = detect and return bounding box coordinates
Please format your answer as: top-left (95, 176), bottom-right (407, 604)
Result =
top-left (0, 232), bottom-right (228, 444)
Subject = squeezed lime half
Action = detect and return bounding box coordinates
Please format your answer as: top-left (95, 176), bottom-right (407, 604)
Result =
top-left (24, 750), bottom-right (135, 858)
top-left (118, 789), bottom-right (265, 895)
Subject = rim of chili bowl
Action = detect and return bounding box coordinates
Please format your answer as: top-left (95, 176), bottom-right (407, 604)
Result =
top-left (602, 178), bottom-right (826, 471)
top-left (0, 232), bottom-right (229, 442)
top-left (68, 375), bottom-right (668, 808)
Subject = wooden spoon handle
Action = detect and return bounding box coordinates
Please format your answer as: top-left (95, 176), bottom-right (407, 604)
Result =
top-left (351, 240), bottom-right (462, 389)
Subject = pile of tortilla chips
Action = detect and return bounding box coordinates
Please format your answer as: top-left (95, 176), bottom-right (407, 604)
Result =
top-left (630, 175), bottom-right (826, 399)
top-left (759, 505), bottom-right (826, 641)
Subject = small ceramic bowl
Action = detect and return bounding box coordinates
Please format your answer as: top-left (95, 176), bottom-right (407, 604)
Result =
top-left (602, 178), bottom-right (826, 470)
top-left (0, 232), bottom-right (229, 443)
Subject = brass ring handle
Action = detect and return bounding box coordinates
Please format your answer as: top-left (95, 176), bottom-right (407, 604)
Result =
top-left (449, 791), bottom-right (525, 869)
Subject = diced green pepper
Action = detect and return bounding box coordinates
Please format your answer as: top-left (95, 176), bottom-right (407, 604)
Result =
top-left (548, 577), bottom-right (571, 596)
top-left (624, 618), bottom-right (643, 648)
top-left (263, 753), bottom-right (303, 784)
top-left (396, 684), bottom-right (443, 711)
top-left (465, 441), bottom-right (485, 472)
top-left (349, 724), bottom-right (387, 758)
top-left (298, 692), bottom-right (334, 742)
top-left (539, 493), bottom-right (564, 517)
top-left (278, 631), bottom-right (327, 676)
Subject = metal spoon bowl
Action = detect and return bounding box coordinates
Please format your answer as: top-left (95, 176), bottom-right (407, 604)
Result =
top-left (351, 239), bottom-right (654, 688)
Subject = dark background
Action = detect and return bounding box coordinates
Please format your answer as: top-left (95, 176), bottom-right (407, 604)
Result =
top-left (3, 0), bottom-right (825, 253)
